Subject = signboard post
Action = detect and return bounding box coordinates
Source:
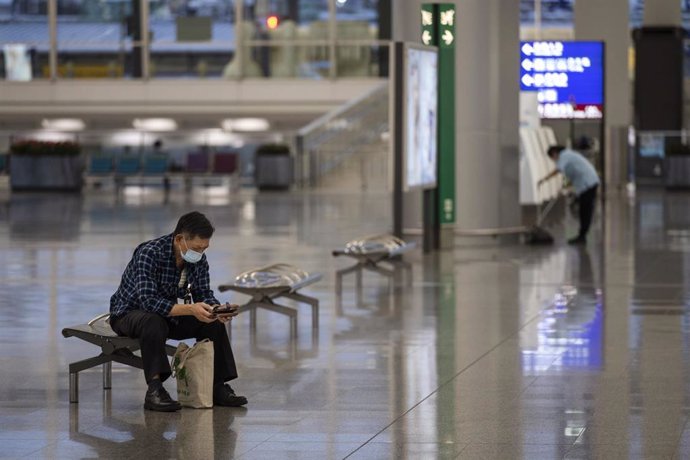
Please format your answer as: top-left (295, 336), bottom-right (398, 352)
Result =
top-left (422, 3), bottom-right (456, 250)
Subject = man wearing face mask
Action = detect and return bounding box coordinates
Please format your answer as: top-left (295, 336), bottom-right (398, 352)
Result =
top-left (109, 211), bottom-right (247, 412)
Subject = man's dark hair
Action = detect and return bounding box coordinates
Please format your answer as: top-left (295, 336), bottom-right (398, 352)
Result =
top-left (547, 145), bottom-right (565, 159)
top-left (173, 211), bottom-right (215, 239)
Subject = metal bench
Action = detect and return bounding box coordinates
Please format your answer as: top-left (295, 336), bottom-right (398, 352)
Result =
top-left (218, 263), bottom-right (322, 338)
top-left (62, 313), bottom-right (176, 403)
top-left (332, 234), bottom-right (415, 300)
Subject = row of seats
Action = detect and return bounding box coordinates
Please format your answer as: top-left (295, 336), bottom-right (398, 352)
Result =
top-left (519, 125), bottom-right (562, 205)
top-left (88, 151), bottom-right (239, 177)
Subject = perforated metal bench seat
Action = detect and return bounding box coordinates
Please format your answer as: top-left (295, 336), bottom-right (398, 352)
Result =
top-left (218, 263), bottom-right (322, 336)
top-left (62, 313), bottom-right (176, 403)
top-left (332, 234), bottom-right (415, 297)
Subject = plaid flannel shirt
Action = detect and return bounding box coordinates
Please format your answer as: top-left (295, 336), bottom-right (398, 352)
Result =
top-left (110, 233), bottom-right (219, 319)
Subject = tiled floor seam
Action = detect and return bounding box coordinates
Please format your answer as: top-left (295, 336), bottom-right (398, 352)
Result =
top-left (340, 309), bottom-right (548, 459)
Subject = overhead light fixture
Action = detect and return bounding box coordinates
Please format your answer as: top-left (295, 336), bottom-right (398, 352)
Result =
top-left (41, 118), bottom-right (85, 131)
top-left (31, 131), bottom-right (75, 142)
top-left (221, 118), bottom-right (270, 132)
top-left (192, 129), bottom-right (240, 146)
top-left (133, 118), bottom-right (177, 132)
top-left (109, 130), bottom-right (155, 146)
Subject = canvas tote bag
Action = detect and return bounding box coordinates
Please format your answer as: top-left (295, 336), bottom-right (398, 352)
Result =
top-left (171, 339), bottom-right (214, 408)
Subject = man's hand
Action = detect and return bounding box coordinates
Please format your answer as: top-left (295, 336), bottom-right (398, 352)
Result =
top-left (189, 302), bottom-right (215, 323)
top-left (213, 303), bottom-right (240, 324)
top-left (217, 315), bottom-right (232, 324)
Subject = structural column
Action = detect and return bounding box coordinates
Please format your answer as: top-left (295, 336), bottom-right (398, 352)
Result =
top-left (574, 0), bottom-right (631, 189)
top-left (393, 0), bottom-right (521, 231)
top-left (643, 0), bottom-right (681, 26)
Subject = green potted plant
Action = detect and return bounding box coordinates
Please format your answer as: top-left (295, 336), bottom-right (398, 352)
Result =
top-left (9, 140), bottom-right (84, 191)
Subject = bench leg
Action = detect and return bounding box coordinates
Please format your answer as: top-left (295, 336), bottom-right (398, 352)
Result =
top-left (103, 362), bottom-right (112, 390)
top-left (68, 354), bottom-right (112, 404)
top-left (403, 262), bottom-right (412, 286)
top-left (311, 303), bottom-right (318, 330)
top-left (70, 372), bottom-right (79, 403)
top-left (250, 307), bottom-right (258, 335)
top-left (335, 263), bottom-right (360, 298)
top-left (335, 272), bottom-right (343, 299)
top-left (289, 315), bottom-right (297, 340)
top-left (282, 292), bottom-right (319, 330)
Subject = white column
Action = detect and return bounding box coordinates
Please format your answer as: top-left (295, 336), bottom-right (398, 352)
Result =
top-left (48, 0), bottom-right (57, 80)
top-left (140, 0), bottom-right (150, 79)
top-left (393, 0), bottom-right (521, 231)
top-left (643, 0), bottom-right (681, 26)
top-left (575, 0), bottom-right (631, 189)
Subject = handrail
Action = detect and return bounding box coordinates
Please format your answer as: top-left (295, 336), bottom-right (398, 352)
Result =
top-left (298, 81), bottom-right (388, 137)
top-left (294, 82), bottom-right (389, 189)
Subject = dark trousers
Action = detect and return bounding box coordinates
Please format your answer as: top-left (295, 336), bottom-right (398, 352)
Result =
top-left (111, 311), bottom-right (238, 385)
top-left (577, 184), bottom-right (598, 239)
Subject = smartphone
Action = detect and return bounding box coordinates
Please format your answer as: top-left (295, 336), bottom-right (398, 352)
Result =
top-left (212, 303), bottom-right (239, 316)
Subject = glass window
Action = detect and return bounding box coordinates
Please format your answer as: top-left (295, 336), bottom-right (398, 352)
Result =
top-left (335, 0), bottom-right (379, 77)
top-left (520, 0), bottom-right (573, 27)
top-left (238, 0), bottom-right (382, 78)
top-left (0, 0), bottom-right (49, 80)
top-left (148, 0), bottom-right (235, 78)
top-left (56, 0), bottom-right (129, 78)
top-left (237, 1), bottom-right (331, 78)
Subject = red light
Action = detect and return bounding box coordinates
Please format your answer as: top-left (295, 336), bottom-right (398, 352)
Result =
top-left (266, 15), bottom-right (279, 30)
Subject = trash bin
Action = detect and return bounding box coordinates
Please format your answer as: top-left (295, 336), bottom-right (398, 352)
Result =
top-left (254, 143), bottom-right (292, 191)
top-left (665, 153), bottom-right (690, 189)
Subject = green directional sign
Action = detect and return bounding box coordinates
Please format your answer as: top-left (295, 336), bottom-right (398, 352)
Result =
top-left (422, 3), bottom-right (456, 226)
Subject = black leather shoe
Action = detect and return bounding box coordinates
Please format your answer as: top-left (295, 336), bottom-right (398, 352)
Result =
top-left (214, 384), bottom-right (248, 407)
top-left (144, 386), bottom-right (181, 412)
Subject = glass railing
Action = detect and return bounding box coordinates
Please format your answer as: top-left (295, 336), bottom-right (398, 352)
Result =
top-left (294, 81), bottom-right (389, 190)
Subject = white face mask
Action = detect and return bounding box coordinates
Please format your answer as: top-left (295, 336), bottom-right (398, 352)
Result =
top-left (181, 238), bottom-right (204, 264)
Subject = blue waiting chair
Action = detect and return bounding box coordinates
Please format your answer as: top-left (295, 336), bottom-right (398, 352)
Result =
top-left (142, 155), bottom-right (168, 175)
top-left (115, 156), bottom-right (141, 175)
top-left (89, 155), bottom-right (114, 175)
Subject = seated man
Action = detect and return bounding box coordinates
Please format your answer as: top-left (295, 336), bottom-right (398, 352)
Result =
top-left (109, 211), bottom-right (247, 412)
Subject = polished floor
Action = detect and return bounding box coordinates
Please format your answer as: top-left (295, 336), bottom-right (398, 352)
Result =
top-left (1, 185), bottom-right (690, 459)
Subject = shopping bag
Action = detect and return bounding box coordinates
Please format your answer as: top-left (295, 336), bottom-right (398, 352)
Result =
top-left (171, 339), bottom-right (214, 408)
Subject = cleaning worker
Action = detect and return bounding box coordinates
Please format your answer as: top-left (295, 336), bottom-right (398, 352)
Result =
top-left (538, 145), bottom-right (600, 245)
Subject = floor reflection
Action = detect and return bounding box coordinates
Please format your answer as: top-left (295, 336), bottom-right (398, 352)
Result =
top-left (67, 397), bottom-right (243, 459)
top-left (1, 188), bottom-right (690, 458)
top-left (522, 247), bottom-right (604, 373)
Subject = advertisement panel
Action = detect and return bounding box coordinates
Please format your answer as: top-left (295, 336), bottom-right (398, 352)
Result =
top-left (405, 44), bottom-right (438, 190)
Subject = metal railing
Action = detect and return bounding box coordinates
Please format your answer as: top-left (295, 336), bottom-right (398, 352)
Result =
top-left (294, 81), bottom-right (389, 191)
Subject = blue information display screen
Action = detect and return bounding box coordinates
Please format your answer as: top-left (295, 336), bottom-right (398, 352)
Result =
top-left (520, 41), bottom-right (604, 119)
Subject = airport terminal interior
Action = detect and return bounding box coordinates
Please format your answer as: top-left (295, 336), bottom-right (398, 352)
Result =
top-left (0, 184), bottom-right (688, 460)
top-left (3, 0), bottom-right (690, 459)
